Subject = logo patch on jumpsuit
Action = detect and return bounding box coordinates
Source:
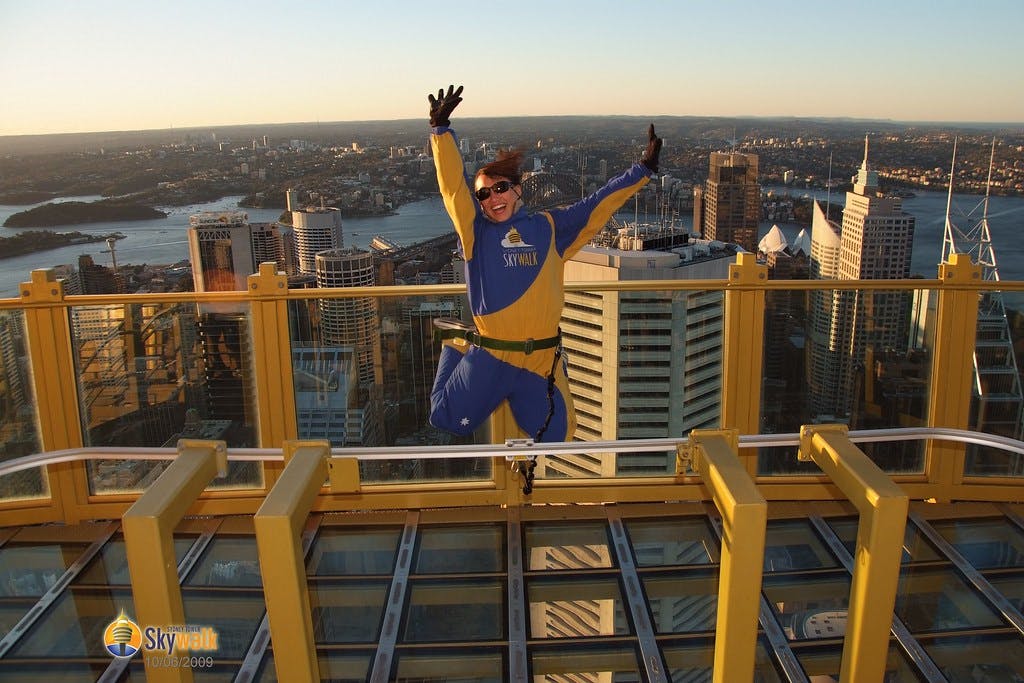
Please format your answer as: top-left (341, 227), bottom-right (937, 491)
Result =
top-left (502, 227), bottom-right (538, 267)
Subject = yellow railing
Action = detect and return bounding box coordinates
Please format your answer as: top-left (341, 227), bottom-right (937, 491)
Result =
top-left (0, 254), bottom-right (1023, 527)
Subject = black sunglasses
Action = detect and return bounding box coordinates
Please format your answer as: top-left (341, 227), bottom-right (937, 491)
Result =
top-left (474, 180), bottom-right (513, 201)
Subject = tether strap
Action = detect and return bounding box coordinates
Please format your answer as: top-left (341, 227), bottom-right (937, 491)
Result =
top-left (433, 329), bottom-right (560, 355)
top-left (522, 346), bottom-right (563, 495)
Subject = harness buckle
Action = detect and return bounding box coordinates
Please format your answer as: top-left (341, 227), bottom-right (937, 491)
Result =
top-left (523, 338), bottom-right (535, 355)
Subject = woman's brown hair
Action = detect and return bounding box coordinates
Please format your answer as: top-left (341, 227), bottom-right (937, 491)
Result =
top-left (475, 149), bottom-right (524, 185)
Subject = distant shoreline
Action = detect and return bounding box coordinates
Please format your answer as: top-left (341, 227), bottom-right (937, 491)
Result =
top-left (3, 201), bottom-right (166, 227)
top-left (0, 230), bottom-right (126, 259)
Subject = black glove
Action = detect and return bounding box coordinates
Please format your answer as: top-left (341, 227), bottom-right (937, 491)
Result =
top-left (428, 85), bottom-right (464, 128)
top-left (641, 124), bottom-right (663, 173)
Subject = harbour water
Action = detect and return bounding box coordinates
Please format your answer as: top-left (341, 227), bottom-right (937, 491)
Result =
top-left (1, 188), bottom-right (1023, 298)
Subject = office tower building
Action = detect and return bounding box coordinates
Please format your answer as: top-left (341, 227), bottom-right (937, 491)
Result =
top-left (758, 226), bottom-right (810, 432)
top-left (293, 346), bottom-right (364, 446)
top-left (807, 139), bottom-right (915, 419)
top-left (292, 200), bottom-right (343, 275)
top-left (186, 211), bottom-right (263, 447)
top-left (315, 248), bottom-right (382, 389)
top-left (701, 151), bottom-right (760, 252)
top-left (553, 229), bottom-right (739, 477)
top-left (77, 255), bottom-right (125, 294)
top-left (187, 212), bottom-right (256, 292)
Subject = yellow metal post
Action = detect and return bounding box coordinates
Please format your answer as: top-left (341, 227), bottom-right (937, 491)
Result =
top-left (721, 254), bottom-right (767, 475)
top-left (20, 269), bottom-right (84, 522)
top-left (122, 440), bottom-right (228, 683)
top-left (686, 429), bottom-right (767, 683)
top-left (248, 263), bottom-right (298, 448)
top-left (925, 254), bottom-right (981, 500)
top-left (799, 425), bottom-right (908, 683)
top-left (254, 440), bottom-right (330, 683)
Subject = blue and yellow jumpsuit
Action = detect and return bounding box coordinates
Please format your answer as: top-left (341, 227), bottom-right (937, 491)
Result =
top-left (429, 126), bottom-right (651, 441)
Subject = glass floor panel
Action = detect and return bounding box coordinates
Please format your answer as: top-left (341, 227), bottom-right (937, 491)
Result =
top-left (895, 565), bottom-right (1006, 633)
top-left (306, 526), bottom-right (402, 576)
top-left (927, 516), bottom-right (1024, 569)
top-left (792, 642), bottom-right (927, 682)
top-left (660, 637), bottom-right (784, 683)
top-left (527, 575), bottom-right (629, 639)
top-left (825, 516), bottom-right (943, 563)
top-left (624, 516), bottom-right (720, 567)
top-left (524, 520), bottom-right (614, 571)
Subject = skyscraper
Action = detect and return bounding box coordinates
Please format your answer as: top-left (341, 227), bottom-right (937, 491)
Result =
top-left (553, 229), bottom-right (739, 477)
top-left (290, 193), bottom-right (343, 275)
top-left (701, 151), bottom-right (760, 252)
top-left (807, 138), bottom-right (915, 418)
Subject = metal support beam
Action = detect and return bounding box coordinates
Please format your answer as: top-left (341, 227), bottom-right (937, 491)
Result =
top-left (721, 254), bottom-right (768, 466)
top-left (247, 263), bottom-right (298, 449)
top-left (684, 429), bottom-right (767, 683)
top-left (122, 440), bottom-right (227, 683)
top-left (798, 424), bottom-right (908, 683)
top-left (253, 441), bottom-right (331, 683)
top-left (926, 254), bottom-right (982, 499)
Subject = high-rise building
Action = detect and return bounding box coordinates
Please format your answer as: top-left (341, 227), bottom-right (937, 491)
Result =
top-left (807, 138), bottom-right (915, 418)
top-left (553, 229), bottom-right (739, 477)
top-left (701, 151), bottom-right (760, 252)
top-left (291, 196), bottom-right (343, 275)
top-left (315, 248), bottom-right (382, 390)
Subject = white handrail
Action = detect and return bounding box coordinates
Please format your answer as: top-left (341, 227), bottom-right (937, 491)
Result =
top-left (1, 427), bottom-right (1023, 479)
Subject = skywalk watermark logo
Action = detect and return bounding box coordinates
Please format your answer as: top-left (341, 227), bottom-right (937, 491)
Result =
top-left (102, 610), bottom-right (219, 669)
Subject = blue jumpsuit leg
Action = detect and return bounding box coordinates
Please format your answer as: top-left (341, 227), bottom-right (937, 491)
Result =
top-left (506, 364), bottom-right (571, 443)
top-left (430, 345), bottom-right (514, 436)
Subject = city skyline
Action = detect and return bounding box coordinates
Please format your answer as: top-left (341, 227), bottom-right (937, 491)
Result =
top-left (2, 0), bottom-right (1023, 137)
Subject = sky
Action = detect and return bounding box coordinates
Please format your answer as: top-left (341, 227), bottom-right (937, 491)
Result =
top-left (1, 0), bottom-right (1023, 137)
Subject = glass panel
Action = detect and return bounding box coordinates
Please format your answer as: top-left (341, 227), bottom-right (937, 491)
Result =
top-left (825, 516), bottom-right (942, 563)
top-left (415, 523), bottom-right (504, 574)
top-left (255, 649), bottom-right (375, 683)
top-left (761, 571), bottom-right (851, 641)
top-left (309, 580), bottom-right (389, 644)
top-left (642, 569), bottom-right (718, 634)
top-left (625, 516), bottom-right (720, 567)
top-left (927, 517), bottom-right (1024, 569)
top-left (6, 586), bottom-right (133, 658)
top-left (288, 294), bottom-right (492, 484)
top-left (0, 601), bottom-right (34, 635)
top-left (661, 637), bottom-right (784, 683)
top-left (0, 309), bottom-right (46, 500)
top-left (763, 285), bottom-right (929, 475)
top-left (530, 643), bottom-right (641, 681)
top-left (527, 575), bottom-right (629, 639)
top-left (0, 541), bottom-right (90, 597)
top-left (71, 302), bottom-right (261, 493)
top-left (763, 519), bottom-right (840, 572)
top-left (524, 521), bottom-right (613, 571)
top-left (986, 571), bottom-right (1024, 613)
top-left (181, 588), bottom-right (265, 660)
top-left (923, 632), bottom-right (1024, 682)
top-left (307, 526), bottom-right (402, 576)
top-left (966, 445), bottom-right (1024, 477)
top-left (75, 535), bottom-right (195, 585)
top-left (403, 578), bottom-right (504, 642)
top-left (123, 662), bottom-right (240, 681)
top-left (393, 648), bottom-right (505, 682)
top-left (793, 642), bottom-right (926, 682)
top-left (184, 536), bottom-right (261, 587)
top-left (0, 662), bottom-right (110, 681)
top-left (895, 565), bottom-right (1006, 633)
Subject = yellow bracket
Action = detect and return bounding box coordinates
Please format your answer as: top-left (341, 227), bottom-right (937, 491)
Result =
top-left (798, 423), bottom-right (848, 462)
top-left (177, 438), bottom-right (228, 477)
